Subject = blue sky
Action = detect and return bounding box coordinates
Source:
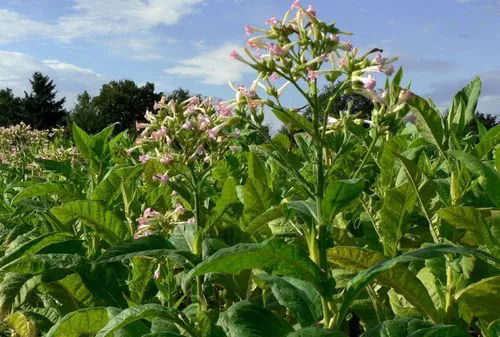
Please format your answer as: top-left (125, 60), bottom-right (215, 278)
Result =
top-left (1, 0), bottom-right (499, 130)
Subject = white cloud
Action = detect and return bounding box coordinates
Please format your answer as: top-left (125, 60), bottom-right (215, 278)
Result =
top-left (0, 0), bottom-right (204, 43)
top-left (0, 51), bottom-right (104, 107)
top-left (164, 42), bottom-right (253, 85)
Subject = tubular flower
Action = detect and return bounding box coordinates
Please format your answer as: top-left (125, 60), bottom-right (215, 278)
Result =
top-left (266, 16), bottom-right (278, 25)
top-left (399, 89), bottom-right (414, 103)
top-left (306, 4), bottom-right (316, 17)
top-left (139, 155), bottom-right (149, 163)
top-left (160, 153), bottom-right (174, 165)
top-left (360, 74), bottom-right (377, 90)
top-left (153, 265), bottom-right (161, 280)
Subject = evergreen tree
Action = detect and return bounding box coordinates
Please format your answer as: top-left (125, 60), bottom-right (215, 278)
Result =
top-left (69, 90), bottom-right (103, 134)
top-left (0, 88), bottom-right (22, 127)
top-left (21, 72), bottom-right (67, 129)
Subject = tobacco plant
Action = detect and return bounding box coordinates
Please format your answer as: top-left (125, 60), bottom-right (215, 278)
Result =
top-left (0, 1), bottom-right (499, 337)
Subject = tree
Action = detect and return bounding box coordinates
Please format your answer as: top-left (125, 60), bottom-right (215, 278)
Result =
top-left (69, 91), bottom-right (103, 134)
top-left (21, 72), bottom-right (67, 129)
top-left (472, 112), bottom-right (498, 133)
top-left (92, 80), bottom-right (161, 133)
top-left (0, 88), bottom-right (22, 127)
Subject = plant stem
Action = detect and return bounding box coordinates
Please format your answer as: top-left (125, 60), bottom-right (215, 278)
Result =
top-left (352, 133), bottom-right (379, 178)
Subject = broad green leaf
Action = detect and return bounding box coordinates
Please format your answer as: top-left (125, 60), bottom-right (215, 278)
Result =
top-left (218, 301), bottom-right (293, 337)
top-left (408, 94), bottom-right (446, 155)
top-left (0, 273), bottom-right (37, 316)
top-left (0, 253), bottom-right (84, 274)
top-left (448, 76), bottom-right (481, 137)
top-left (379, 183), bottom-right (417, 257)
top-left (42, 273), bottom-right (96, 308)
top-left (328, 246), bottom-right (440, 323)
top-left (95, 304), bottom-right (189, 337)
top-left (378, 136), bottom-right (408, 187)
top-left (36, 159), bottom-right (75, 180)
top-left (0, 232), bottom-right (73, 268)
top-left (51, 200), bottom-right (130, 244)
top-left (5, 311), bottom-right (37, 337)
top-left (95, 235), bottom-right (197, 265)
top-left (183, 239), bottom-right (327, 296)
top-left (72, 122), bottom-right (92, 162)
top-left (454, 275), bottom-right (500, 323)
top-left (91, 165), bottom-right (144, 203)
top-left (334, 244), bottom-right (500, 326)
top-left (248, 152), bottom-right (268, 185)
top-left (46, 307), bottom-right (110, 337)
top-left (208, 177), bottom-right (239, 229)
top-left (255, 272), bottom-right (318, 326)
top-left (361, 317), bottom-right (468, 337)
top-left (416, 267), bottom-right (446, 314)
top-left (129, 257), bottom-right (154, 304)
top-left (243, 177), bottom-right (273, 224)
top-left (246, 203), bottom-right (287, 235)
top-left (322, 179), bottom-right (364, 222)
top-left (449, 150), bottom-right (500, 208)
top-left (474, 124), bottom-right (500, 159)
top-left (12, 182), bottom-right (82, 204)
top-left (286, 328), bottom-right (348, 337)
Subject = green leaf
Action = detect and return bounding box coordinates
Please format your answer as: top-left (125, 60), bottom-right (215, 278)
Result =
top-left (5, 311), bottom-right (37, 337)
top-left (0, 232), bottom-right (74, 268)
top-left (129, 257), bottom-right (155, 304)
top-left (183, 239), bottom-right (327, 296)
top-left (36, 159), bottom-right (75, 180)
top-left (208, 177), bottom-right (240, 229)
top-left (328, 246), bottom-right (440, 323)
top-left (42, 273), bottom-right (96, 308)
top-left (248, 152), bottom-right (268, 185)
top-left (95, 304), bottom-right (189, 337)
top-left (46, 307), bottom-right (110, 337)
top-left (322, 179), bottom-right (364, 222)
top-left (408, 94), bottom-right (446, 155)
top-left (448, 76), bottom-right (481, 137)
top-left (72, 122), bottom-right (92, 162)
top-left (243, 177), bottom-right (273, 224)
top-left (51, 200), bottom-right (130, 244)
top-left (0, 273), bottom-right (41, 316)
top-left (272, 107), bottom-right (313, 135)
top-left (0, 254), bottom-right (84, 274)
top-left (449, 150), bottom-right (500, 208)
top-left (95, 235), bottom-right (197, 265)
top-left (91, 165), bottom-right (144, 203)
top-left (334, 244), bottom-right (500, 326)
top-left (361, 318), bottom-right (468, 337)
top-left (245, 203), bottom-right (287, 235)
top-left (286, 328), bottom-right (348, 337)
top-left (218, 301), bottom-right (293, 337)
top-left (474, 124), bottom-right (500, 159)
top-left (12, 182), bottom-right (82, 204)
top-left (454, 275), bottom-right (500, 323)
top-left (255, 272), bottom-right (318, 326)
top-left (379, 183), bottom-right (417, 257)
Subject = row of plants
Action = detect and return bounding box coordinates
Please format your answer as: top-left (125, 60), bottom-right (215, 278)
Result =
top-left (0, 2), bottom-right (499, 336)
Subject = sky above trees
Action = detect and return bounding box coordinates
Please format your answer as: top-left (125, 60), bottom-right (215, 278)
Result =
top-left (0, 0), bottom-right (499, 130)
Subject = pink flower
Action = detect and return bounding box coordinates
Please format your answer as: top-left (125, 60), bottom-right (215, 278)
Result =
top-left (266, 16), bottom-right (278, 25)
top-left (160, 96), bottom-right (167, 104)
top-left (187, 104), bottom-right (196, 113)
top-left (232, 129), bottom-right (241, 138)
top-left (175, 204), bottom-right (185, 214)
top-left (268, 43), bottom-right (285, 57)
top-left (160, 153), bottom-right (173, 165)
top-left (165, 136), bottom-right (173, 145)
top-left (339, 58), bottom-right (347, 68)
top-left (196, 146), bottom-right (205, 156)
top-left (269, 72), bottom-right (279, 81)
top-left (306, 4), bottom-right (316, 16)
top-left (339, 40), bottom-right (353, 52)
top-left (361, 74), bottom-right (377, 90)
top-left (245, 25), bottom-right (258, 35)
top-left (291, 0), bottom-right (300, 9)
top-left (160, 174), bottom-right (169, 184)
top-left (10, 147), bottom-right (17, 156)
top-left (136, 122), bottom-right (148, 131)
top-left (208, 128), bottom-right (218, 140)
top-left (139, 155), bottom-right (149, 163)
top-left (182, 121), bottom-right (192, 130)
top-left (199, 122), bottom-right (209, 131)
top-left (399, 89), bottom-right (414, 103)
top-left (154, 265), bottom-right (161, 280)
top-left (327, 117), bottom-right (338, 125)
top-left (381, 65), bottom-right (394, 76)
top-left (152, 174), bottom-right (160, 182)
top-left (217, 103), bottom-right (233, 117)
top-left (373, 53), bottom-right (387, 65)
top-left (307, 69), bottom-right (318, 81)
top-left (187, 217), bottom-right (196, 224)
top-left (329, 34), bottom-right (340, 43)
top-left (230, 50), bottom-right (244, 62)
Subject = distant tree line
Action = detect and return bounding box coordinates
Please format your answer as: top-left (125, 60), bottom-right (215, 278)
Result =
top-left (0, 72), bottom-right (192, 134)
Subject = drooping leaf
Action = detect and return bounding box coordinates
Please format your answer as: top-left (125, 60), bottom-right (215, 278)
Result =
top-left (243, 177), bottom-right (273, 224)
top-left (51, 200), bottom-right (130, 244)
top-left (46, 307), bottom-right (110, 337)
top-left (5, 311), bottom-right (37, 337)
top-left (0, 232), bottom-right (74, 268)
top-left (255, 272), bottom-right (318, 326)
top-left (12, 182), bottom-right (82, 204)
top-left (183, 239), bottom-right (327, 296)
top-left (360, 317), bottom-right (468, 337)
top-left (322, 179), bottom-right (364, 222)
top-left (218, 301), bottom-right (293, 337)
top-left (272, 107), bottom-right (313, 135)
top-left (0, 273), bottom-right (39, 317)
top-left (245, 203), bottom-right (287, 235)
top-left (334, 244), bottom-right (500, 325)
top-left (328, 246), bottom-right (440, 323)
top-left (129, 257), bottom-right (155, 304)
top-left (454, 275), bottom-right (500, 323)
top-left (0, 254), bottom-right (84, 274)
top-left (41, 272), bottom-right (96, 308)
